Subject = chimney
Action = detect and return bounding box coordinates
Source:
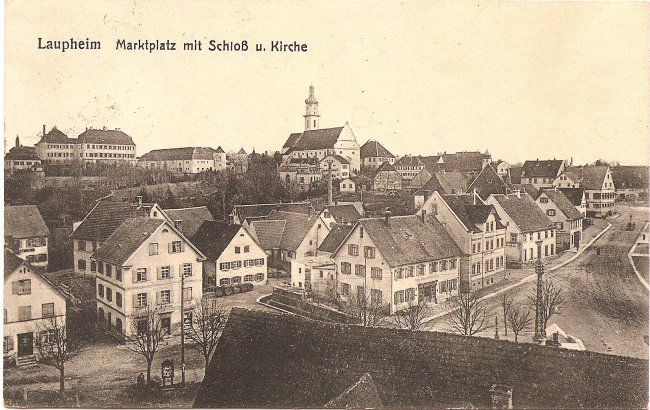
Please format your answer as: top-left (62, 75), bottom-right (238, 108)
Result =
top-left (136, 195), bottom-right (143, 207)
top-left (15, 135), bottom-right (20, 148)
top-left (384, 209), bottom-right (392, 226)
top-left (421, 209), bottom-right (426, 223)
top-left (490, 385), bottom-right (513, 409)
top-left (43, 124), bottom-right (46, 137)
top-left (174, 219), bottom-right (183, 232)
top-left (513, 189), bottom-right (521, 198)
top-left (103, 126), bottom-right (107, 130)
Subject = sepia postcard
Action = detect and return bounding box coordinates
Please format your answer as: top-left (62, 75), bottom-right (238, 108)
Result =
top-left (3, 1), bottom-right (649, 408)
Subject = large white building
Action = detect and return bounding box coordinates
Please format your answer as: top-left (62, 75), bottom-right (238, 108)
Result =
top-left (137, 146), bottom-right (226, 173)
top-left (35, 126), bottom-right (137, 163)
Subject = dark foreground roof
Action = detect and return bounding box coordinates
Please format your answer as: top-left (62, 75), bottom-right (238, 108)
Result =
top-left (194, 308), bottom-right (648, 409)
top-left (360, 140), bottom-right (394, 159)
top-left (91, 218), bottom-right (165, 266)
top-left (4, 205), bottom-right (50, 239)
top-left (190, 221), bottom-right (242, 261)
top-left (71, 200), bottom-right (137, 241)
top-left (163, 206), bottom-right (214, 238)
top-left (318, 224), bottom-right (352, 254)
top-left (325, 204), bottom-right (362, 224)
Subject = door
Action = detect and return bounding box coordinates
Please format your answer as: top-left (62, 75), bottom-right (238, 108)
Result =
top-left (17, 332), bottom-right (33, 357)
top-left (161, 316), bottom-right (171, 336)
top-left (574, 231), bottom-right (581, 249)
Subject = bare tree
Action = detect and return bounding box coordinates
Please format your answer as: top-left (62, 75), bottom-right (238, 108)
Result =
top-left (392, 299), bottom-right (434, 331)
top-left (528, 279), bottom-right (565, 332)
top-left (507, 305), bottom-right (533, 343)
top-left (500, 292), bottom-right (514, 336)
top-left (344, 292), bottom-right (387, 327)
top-left (447, 291), bottom-right (491, 336)
top-left (35, 315), bottom-right (83, 400)
top-left (126, 308), bottom-right (168, 386)
top-left (185, 298), bottom-right (230, 374)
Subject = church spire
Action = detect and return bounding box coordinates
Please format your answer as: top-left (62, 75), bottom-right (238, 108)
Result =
top-left (304, 84), bottom-right (320, 131)
top-left (15, 135), bottom-right (20, 148)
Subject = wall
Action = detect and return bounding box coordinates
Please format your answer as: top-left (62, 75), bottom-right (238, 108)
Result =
top-left (213, 227), bottom-right (268, 286)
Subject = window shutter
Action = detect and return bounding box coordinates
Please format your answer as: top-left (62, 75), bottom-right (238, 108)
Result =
top-left (157, 267), bottom-right (162, 280)
top-left (181, 241), bottom-right (185, 252)
top-left (170, 265), bottom-right (175, 278)
top-left (7, 335), bottom-right (13, 351)
top-left (132, 269), bottom-right (137, 283)
top-left (156, 291), bottom-right (160, 305)
top-left (12, 282), bottom-right (19, 294)
top-left (168, 243), bottom-right (173, 253)
top-left (132, 293), bottom-right (138, 308)
top-left (169, 289), bottom-right (174, 303)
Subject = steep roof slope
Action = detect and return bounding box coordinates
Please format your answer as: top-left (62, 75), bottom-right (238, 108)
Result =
top-left (440, 151), bottom-right (488, 172)
top-left (139, 147), bottom-right (217, 161)
top-left (190, 221), bottom-right (243, 261)
top-left (467, 164), bottom-right (509, 199)
top-left (325, 204), bottom-right (362, 224)
top-left (4, 205), bottom-right (50, 238)
top-left (266, 211), bottom-right (318, 252)
top-left (318, 224), bottom-right (353, 254)
top-left (71, 200), bottom-right (137, 241)
top-left (248, 220), bottom-right (286, 249)
top-left (539, 189), bottom-right (583, 221)
top-left (91, 218), bottom-right (165, 266)
top-left (77, 128), bottom-right (135, 145)
top-left (491, 193), bottom-right (555, 232)
top-left (360, 140), bottom-right (394, 159)
top-left (194, 308), bottom-right (648, 409)
top-left (38, 126), bottom-right (73, 144)
top-left (441, 195), bottom-right (504, 233)
top-left (163, 206), bottom-right (214, 238)
top-left (558, 187), bottom-right (586, 207)
top-left (283, 127), bottom-right (344, 151)
top-left (521, 159), bottom-right (565, 178)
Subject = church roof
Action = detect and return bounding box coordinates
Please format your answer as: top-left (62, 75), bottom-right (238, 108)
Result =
top-left (282, 127), bottom-right (344, 151)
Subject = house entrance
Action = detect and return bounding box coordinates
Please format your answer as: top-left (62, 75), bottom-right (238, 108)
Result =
top-left (17, 332), bottom-right (33, 357)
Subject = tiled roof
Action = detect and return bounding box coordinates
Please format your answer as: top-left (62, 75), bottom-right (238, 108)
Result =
top-left (441, 195), bottom-right (503, 233)
top-left (194, 308), bottom-right (649, 409)
top-left (373, 161), bottom-right (400, 177)
top-left (190, 221), bottom-right (242, 261)
top-left (38, 126), bottom-right (73, 144)
top-left (491, 193), bottom-right (555, 232)
top-left (233, 202), bottom-right (311, 222)
top-left (77, 128), bottom-right (135, 145)
top-left (521, 159), bottom-right (565, 178)
top-left (419, 155), bottom-right (443, 172)
top-left (215, 146), bottom-right (225, 154)
top-left (324, 373), bottom-right (383, 409)
top-left (237, 148), bottom-right (247, 154)
top-left (415, 170), bottom-right (468, 198)
top-left (356, 215), bottom-right (462, 267)
top-left (4, 205), bottom-right (50, 239)
top-left (394, 156), bottom-right (424, 168)
top-left (508, 166), bottom-right (522, 184)
top-left (163, 206), bottom-right (214, 238)
top-left (557, 188), bottom-right (585, 207)
top-left (318, 224), bottom-right (352, 254)
top-left (4, 146), bottom-right (40, 161)
top-left (248, 220), bottom-right (286, 249)
top-left (266, 211), bottom-right (318, 252)
top-left (322, 154), bottom-right (350, 164)
top-left (539, 189), bottom-right (584, 221)
top-left (283, 127), bottom-right (345, 151)
top-left (4, 248), bottom-right (26, 278)
top-left (91, 218), bottom-right (165, 266)
top-left (509, 183), bottom-right (539, 198)
top-left (325, 204), bottom-right (362, 224)
top-left (581, 166), bottom-right (610, 190)
top-left (139, 147), bottom-right (217, 161)
top-left (360, 140), bottom-right (394, 159)
top-left (440, 151), bottom-right (488, 172)
top-left (611, 166), bottom-right (649, 189)
top-left (71, 200), bottom-right (139, 241)
top-left (467, 164), bottom-right (509, 199)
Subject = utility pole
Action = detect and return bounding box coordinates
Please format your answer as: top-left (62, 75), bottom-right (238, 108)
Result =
top-left (533, 240), bottom-right (545, 344)
top-left (327, 160), bottom-right (333, 206)
top-left (180, 272), bottom-right (186, 387)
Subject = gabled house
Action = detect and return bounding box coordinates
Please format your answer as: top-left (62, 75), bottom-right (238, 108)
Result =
top-left (137, 147), bottom-right (226, 173)
top-left (536, 188), bottom-right (584, 250)
top-left (4, 137), bottom-right (42, 174)
top-left (319, 204), bottom-right (363, 228)
top-left (4, 205), bottom-right (50, 268)
top-left (466, 163), bottom-right (510, 200)
top-left (611, 166), bottom-right (649, 201)
top-left (494, 160), bottom-right (510, 180)
top-left (339, 177), bottom-right (358, 193)
top-left (190, 221), bottom-right (267, 288)
top-left (438, 151), bottom-right (492, 180)
top-left (360, 140), bottom-right (395, 170)
top-left (554, 166), bottom-right (616, 217)
top-left (331, 213), bottom-right (463, 313)
top-left (321, 154), bottom-right (351, 180)
top-left (4, 249), bottom-right (67, 366)
top-left (486, 192), bottom-right (557, 265)
top-left (520, 159), bottom-right (566, 189)
top-left (412, 171), bottom-right (467, 208)
top-left (371, 162), bottom-right (403, 191)
top-left (71, 197), bottom-right (167, 276)
top-left (557, 188), bottom-right (587, 217)
top-left (393, 156), bottom-right (425, 185)
top-left (279, 164), bottom-right (323, 192)
top-left (418, 192), bottom-right (507, 291)
top-left (90, 217), bottom-right (206, 339)
top-left (162, 206), bottom-right (214, 238)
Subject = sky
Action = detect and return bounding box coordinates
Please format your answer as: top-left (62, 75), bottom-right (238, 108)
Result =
top-left (4, 1), bottom-right (649, 165)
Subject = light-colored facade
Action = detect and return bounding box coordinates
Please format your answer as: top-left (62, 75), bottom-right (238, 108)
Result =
top-left (92, 219), bottom-right (205, 339)
top-left (552, 166), bottom-right (617, 217)
top-left (521, 160), bottom-right (566, 189)
top-left (4, 253), bottom-right (67, 363)
top-left (35, 126), bottom-right (137, 163)
top-left (393, 156), bottom-right (425, 183)
top-left (372, 162), bottom-right (402, 191)
top-left (290, 255), bottom-right (337, 295)
top-left (138, 147), bottom-right (226, 173)
top-left (419, 192), bottom-right (507, 291)
top-left (4, 205), bottom-right (50, 268)
top-left (321, 155), bottom-right (351, 180)
top-left (339, 177), bottom-right (357, 193)
top-left (279, 165), bottom-right (323, 191)
top-left (535, 190), bottom-right (583, 250)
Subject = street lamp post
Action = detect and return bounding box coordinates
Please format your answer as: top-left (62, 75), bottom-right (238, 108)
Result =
top-left (533, 240), bottom-right (546, 344)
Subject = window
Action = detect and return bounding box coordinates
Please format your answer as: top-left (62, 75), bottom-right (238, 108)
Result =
top-left (394, 268), bottom-right (403, 280)
top-left (244, 259), bottom-right (254, 268)
top-left (170, 241), bottom-right (182, 253)
top-left (42, 303), bottom-right (55, 318)
top-left (78, 259), bottom-right (86, 271)
top-left (450, 259), bottom-right (457, 269)
top-left (12, 279), bottom-right (32, 295)
top-left (341, 283), bottom-right (351, 297)
top-left (406, 266), bottom-right (415, 277)
top-left (405, 288), bottom-right (416, 302)
top-left (106, 264), bottom-right (112, 278)
top-left (136, 293), bottom-right (147, 307)
top-left (116, 292), bottom-right (123, 307)
top-left (232, 276), bottom-right (242, 285)
top-left (232, 261), bottom-right (242, 269)
top-left (537, 232), bottom-right (541, 240)
top-left (220, 262), bottom-right (231, 271)
top-left (364, 246), bottom-right (375, 259)
top-left (255, 273), bottom-right (264, 281)
top-left (77, 240), bottom-right (87, 251)
top-left (341, 262), bottom-right (352, 274)
top-left (510, 233), bottom-right (518, 243)
top-left (235, 246), bottom-right (241, 254)
top-left (149, 243), bottom-right (159, 255)
top-left (371, 289), bottom-right (383, 304)
top-left (394, 290), bottom-right (405, 304)
top-left (355, 264), bottom-right (366, 276)
top-left (440, 260), bottom-right (448, 271)
top-left (98, 262), bottom-right (104, 274)
top-left (160, 290), bottom-right (171, 304)
top-left (348, 244), bottom-right (359, 256)
top-left (3, 336), bottom-right (13, 353)
top-left (136, 268), bottom-right (147, 282)
top-left (18, 306), bottom-right (31, 321)
top-left (256, 258), bottom-right (265, 266)
top-left (98, 284), bottom-right (104, 297)
top-left (244, 245), bottom-right (250, 253)
top-left (91, 261), bottom-right (97, 272)
top-left (244, 274), bottom-right (254, 282)
top-left (220, 278), bottom-right (231, 286)
top-left (547, 209), bottom-right (556, 217)
top-left (41, 330), bottom-right (55, 345)
top-left (106, 287), bottom-right (113, 302)
top-left (371, 267), bottom-right (382, 279)
top-left (360, 227), bottom-right (364, 238)
top-left (540, 197), bottom-right (549, 204)
top-left (430, 262), bottom-right (438, 273)
top-left (182, 263), bottom-right (192, 277)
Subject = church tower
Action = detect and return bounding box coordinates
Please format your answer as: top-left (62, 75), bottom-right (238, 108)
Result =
top-left (304, 84), bottom-right (320, 131)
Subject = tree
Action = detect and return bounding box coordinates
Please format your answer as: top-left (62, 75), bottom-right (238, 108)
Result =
top-left (507, 305), bottom-right (533, 343)
top-left (185, 298), bottom-right (230, 374)
top-left (500, 292), bottom-right (514, 336)
top-left (126, 308), bottom-right (168, 386)
top-left (35, 315), bottom-right (83, 400)
top-left (392, 299), bottom-right (434, 331)
top-left (447, 291), bottom-right (491, 336)
top-left (528, 279), bottom-right (565, 332)
top-left (344, 292), bottom-right (387, 327)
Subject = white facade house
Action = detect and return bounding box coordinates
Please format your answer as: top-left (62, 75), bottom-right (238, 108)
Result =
top-left (137, 146), bottom-right (226, 173)
top-left (290, 255), bottom-right (337, 295)
top-left (4, 250), bottom-right (67, 365)
top-left (320, 154), bottom-right (351, 180)
top-left (535, 188), bottom-right (584, 250)
top-left (4, 205), bottom-right (50, 268)
top-left (90, 218), bottom-right (206, 339)
top-left (35, 126), bottom-right (137, 163)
